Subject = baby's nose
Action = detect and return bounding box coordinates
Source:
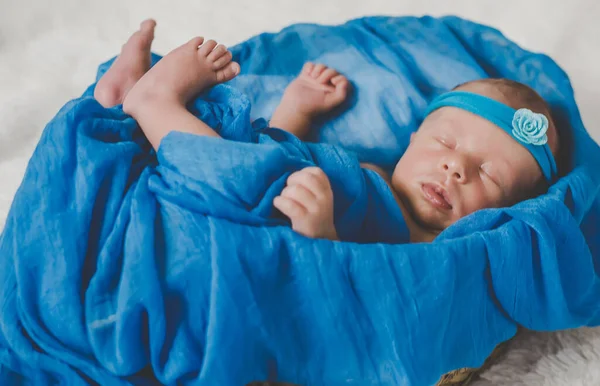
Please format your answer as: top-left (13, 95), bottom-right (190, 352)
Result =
top-left (442, 161), bottom-right (467, 183)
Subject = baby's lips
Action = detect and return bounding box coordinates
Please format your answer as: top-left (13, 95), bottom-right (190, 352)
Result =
top-left (439, 186), bottom-right (453, 208)
top-left (421, 183), bottom-right (452, 210)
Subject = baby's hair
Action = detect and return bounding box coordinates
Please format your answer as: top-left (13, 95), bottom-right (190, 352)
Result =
top-left (452, 78), bottom-right (565, 199)
top-left (454, 78), bottom-right (552, 118)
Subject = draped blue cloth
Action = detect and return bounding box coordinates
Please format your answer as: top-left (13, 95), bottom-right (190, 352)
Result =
top-left (1, 16), bottom-right (599, 386)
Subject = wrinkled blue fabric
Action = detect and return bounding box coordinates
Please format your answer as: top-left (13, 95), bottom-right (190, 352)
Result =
top-left (1, 15), bottom-right (600, 386)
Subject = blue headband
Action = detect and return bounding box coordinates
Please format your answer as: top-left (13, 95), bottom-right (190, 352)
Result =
top-left (424, 91), bottom-right (557, 183)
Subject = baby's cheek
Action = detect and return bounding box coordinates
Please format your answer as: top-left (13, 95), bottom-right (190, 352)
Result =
top-left (460, 191), bottom-right (495, 216)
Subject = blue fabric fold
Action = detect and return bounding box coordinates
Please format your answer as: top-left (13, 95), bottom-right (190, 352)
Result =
top-left (1, 15), bottom-right (599, 386)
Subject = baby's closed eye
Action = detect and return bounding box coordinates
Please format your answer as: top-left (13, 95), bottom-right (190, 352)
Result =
top-left (435, 136), bottom-right (455, 148)
top-left (480, 163), bottom-right (501, 185)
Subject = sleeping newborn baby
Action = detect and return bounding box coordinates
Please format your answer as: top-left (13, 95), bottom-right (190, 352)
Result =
top-left (95, 20), bottom-right (560, 243)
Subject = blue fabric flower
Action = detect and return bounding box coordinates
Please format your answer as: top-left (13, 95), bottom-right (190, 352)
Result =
top-left (511, 108), bottom-right (549, 146)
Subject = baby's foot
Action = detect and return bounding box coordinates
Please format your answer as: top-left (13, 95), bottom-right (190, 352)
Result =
top-left (269, 63), bottom-right (349, 138)
top-left (280, 63), bottom-right (350, 118)
top-left (123, 36), bottom-right (239, 116)
top-left (95, 19), bottom-right (156, 107)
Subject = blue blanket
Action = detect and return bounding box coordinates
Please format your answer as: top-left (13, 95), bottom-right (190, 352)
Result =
top-left (1, 16), bottom-right (600, 386)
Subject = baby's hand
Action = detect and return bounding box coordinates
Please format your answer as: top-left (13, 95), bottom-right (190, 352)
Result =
top-left (273, 167), bottom-right (338, 240)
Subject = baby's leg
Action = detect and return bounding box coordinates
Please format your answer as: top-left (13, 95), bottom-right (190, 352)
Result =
top-left (94, 19), bottom-right (156, 108)
top-left (123, 37), bottom-right (239, 151)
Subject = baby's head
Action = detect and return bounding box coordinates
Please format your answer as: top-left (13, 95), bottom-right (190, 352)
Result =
top-left (392, 79), bottom-right (560, 240)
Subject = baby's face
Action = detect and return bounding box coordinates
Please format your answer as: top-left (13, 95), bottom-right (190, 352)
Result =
top-left (392, 106), bottom-right (544, 233)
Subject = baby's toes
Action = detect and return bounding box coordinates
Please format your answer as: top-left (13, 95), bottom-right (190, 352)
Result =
top-left (212, 51), bottom-right (233, 70)
top-left (332, 75), bottom-right (349, 92)
top-left (198, 39), bottom-right (218, 57)
top-left (301, 62), bottom-right (315, 76)
top-left (208, 45), bottom-right (233, 70)
top-left (207, 44), bottom-right (227, 62)
top-left (140, 19), bottom-right (157, 33)
top-left (318, 68), bottom-right (339, 85)
top-left (215, 61), bottom-right (240, 83)
top-left (310, 63), bottom-right (326, 79)
top-left (329, 75), bottom-right (350, 103)
top-left (187, 36), bottom-right (205, 49)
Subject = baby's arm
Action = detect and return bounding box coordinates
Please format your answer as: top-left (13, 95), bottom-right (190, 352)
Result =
top-left (273, 167), bottom-right (338, 240)
top-left (360, 163), bottom-right (390, 181)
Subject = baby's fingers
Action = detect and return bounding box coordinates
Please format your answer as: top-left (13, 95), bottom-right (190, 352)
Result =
top-left (273, 195), bottom-right (307, 219)
top-left (281, 184), bottom-right (318, 211)
top-left (287, 167), bottom-right (332, 199)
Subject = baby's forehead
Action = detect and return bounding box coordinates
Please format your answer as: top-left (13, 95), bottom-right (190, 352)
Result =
top-left (423, 106), bottom-right (539, 169)
top-left (422, 107), bottom-right (529, 157)
top-left (425, 106), bottom-right (501, 136)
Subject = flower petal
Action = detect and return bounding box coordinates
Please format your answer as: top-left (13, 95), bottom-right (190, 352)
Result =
top-left (512, 108), bottom-right (549, 146)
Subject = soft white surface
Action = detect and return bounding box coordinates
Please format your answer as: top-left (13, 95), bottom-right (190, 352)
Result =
top-left (1, 0), bottom-right (599, 384)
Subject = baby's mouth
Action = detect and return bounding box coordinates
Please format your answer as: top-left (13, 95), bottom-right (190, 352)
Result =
top-left (421, 183), bottom-right (453, 210)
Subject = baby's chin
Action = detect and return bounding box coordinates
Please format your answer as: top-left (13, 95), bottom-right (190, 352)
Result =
top-left (405, 198), bottom-right (453, 233)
